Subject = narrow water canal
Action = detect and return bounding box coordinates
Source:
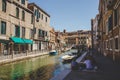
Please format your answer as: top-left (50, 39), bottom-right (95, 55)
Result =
top-left (0, 51), bottom-right (72, 80)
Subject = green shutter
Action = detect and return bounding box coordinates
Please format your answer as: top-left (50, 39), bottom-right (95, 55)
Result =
top-left (2, 0), bottom-right (6, 12)
top-left (1, 21), bottom-right (6, 34)
top-left (15, 25), bottom-right (20, 37)
top-left (21, 0), bottom-right (25, 4)
top-left (16, 8), bottom-right (19, 18)
top-left (18, 26), bottom-right (20, 37)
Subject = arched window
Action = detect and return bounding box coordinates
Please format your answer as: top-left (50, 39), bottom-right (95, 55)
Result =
top-left (2, 0), bottom-right (7, 12)
top-left (16, 7), bottom-right (19, 18)
top-left (22, 10), bottom-right (25, 21)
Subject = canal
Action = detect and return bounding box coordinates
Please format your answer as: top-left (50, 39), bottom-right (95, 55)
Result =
top-left (0, 50), bottom-right (75, 80)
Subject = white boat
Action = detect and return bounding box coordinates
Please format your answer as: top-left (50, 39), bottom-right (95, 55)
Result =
top-left (49, 50), bottom-right (57, 55)
top-left (61, 54), bottom-right (75, 60)
top-left (61, 54), bottom-right (76, 63)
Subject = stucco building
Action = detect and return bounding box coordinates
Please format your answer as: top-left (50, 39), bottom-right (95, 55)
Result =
top-left (28, 3), bottom-right (50, 51)
top-left (0, 0), bottom-right (51, 55)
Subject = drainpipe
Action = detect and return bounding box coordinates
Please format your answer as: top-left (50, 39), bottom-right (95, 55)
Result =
top-left (91, 19), bottom-right (94, 54)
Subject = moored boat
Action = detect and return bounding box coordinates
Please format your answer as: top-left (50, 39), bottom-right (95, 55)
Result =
top-left (49, 50), bottom-right (57, 55)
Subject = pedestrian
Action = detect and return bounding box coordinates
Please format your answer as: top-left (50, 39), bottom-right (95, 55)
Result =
top-left (83, 55), bottom-right (95, 70)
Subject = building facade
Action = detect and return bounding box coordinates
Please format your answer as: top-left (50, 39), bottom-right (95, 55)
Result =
top-left (0, 0), bottom-right (33, 55)
top-left (49, 27), bottom-right (56, 50)
top-left (0, 0), bottom-right (51, 56)
top-left (63, 30), bottom-right (91, 48)
top-left (97, 0), bottom-right (120, 62)
top-left (28, 3), bottom-right (50, 51)
top-left (91, 14), bottom-right (99, 50)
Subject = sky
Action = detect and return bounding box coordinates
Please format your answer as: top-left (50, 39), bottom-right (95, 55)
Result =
top-left (29, 0), bottom-right (99, 32)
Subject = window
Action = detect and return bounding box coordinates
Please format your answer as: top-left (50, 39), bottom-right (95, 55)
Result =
top-left (38, 12), bottom-right (40, 18)
top-left (108, 14), bottom-right (113, 31)
top-left (115, 37), bottom-right (118, 49)
top-left (34, 9), bottom-right (37, 16)
top-left (45, 31), bottom-right (47, 36)
top-left (30, 29), bottom-right (33, 39)
top-left (45, 17), bottom-right (47, 22)
top-left (2, 0), bottom-right (7, 12)
top-left (22, 27), bottom-right (25, 38)
top-left (15, 25), bottom-right (20, 37)
top-left (38, 29), bottom-right (42, 37)
top-left (109, 39), bottom-right (113, 50)
top-left (42, 14), bottom-right (43, 20)
top-left (16, 7), bottom-right (19, 18)
top-left (21, 0), bottom-right (25, 5)
top-left (1, 21), bottom-right (6, 35)
top-left (31, 15), bottom-right (33, 24)
top-left (114, 9), bottom-right (118, 26)
top-left (36, 9), bottom-right (39, 20)
top-left (34, 9), bottom-right (41, 21)
top-left (22, 10), bottom-right (25, 21)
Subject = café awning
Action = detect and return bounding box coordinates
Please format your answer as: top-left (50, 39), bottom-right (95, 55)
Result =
top-left (22, 39), bottom-right (33, 44)
top-left (10, 37), bottom-right (24, 44)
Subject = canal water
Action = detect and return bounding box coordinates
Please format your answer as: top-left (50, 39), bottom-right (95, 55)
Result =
top-left (0, 50), bottom-right (74, 80)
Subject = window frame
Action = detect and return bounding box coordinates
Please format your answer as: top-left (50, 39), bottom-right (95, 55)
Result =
top-left (114, 36), bottom-right (119, 51)
top-left (16, 7), bottom-right (19, 18)
top-left (1, 21), bottom-right (6, 35)
top-left (2, 0), bottom-right (7, 12)
top-left (21, 0), bottom-right (25, 5)
top-left (22, 27), bottom-right (25, 38)
top-left (15, 25), bottom-right (20, 37)
top-left (22, 10), bottom-right (25, 21)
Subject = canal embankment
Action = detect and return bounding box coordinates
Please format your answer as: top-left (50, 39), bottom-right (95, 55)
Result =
top-left (0, 51), bottom-right (49, 65)
top-left (0, 48), bottom-right (73, 80)
top-left (50, 51), bottom-right (88, 80)
top-left (0, 47), bottom-right (72, 65)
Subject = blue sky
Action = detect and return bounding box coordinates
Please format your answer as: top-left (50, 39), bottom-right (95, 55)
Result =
top-left (29, 0), bottom-right (99, 32)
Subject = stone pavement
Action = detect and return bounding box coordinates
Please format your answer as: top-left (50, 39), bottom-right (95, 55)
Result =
top-left (63, 53), bottom-right (120, 80)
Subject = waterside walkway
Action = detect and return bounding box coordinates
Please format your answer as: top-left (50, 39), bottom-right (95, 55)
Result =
top-left (63, 53), bottom-right (120, 80)
top-left (0, 51), bottom-right (49, 65)
top-left (0, 47), bottom-right (71, 65)
top-left (51, 51), bottom-right (88, 80)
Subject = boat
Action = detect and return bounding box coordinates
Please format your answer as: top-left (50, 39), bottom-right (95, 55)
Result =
top-left (61, 54), bottom-right (76, 63)
top-left (49, 50), bottom-right (57, 55)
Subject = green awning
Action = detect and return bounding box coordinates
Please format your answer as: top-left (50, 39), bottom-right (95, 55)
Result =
top-left (10, 37), bottom-right (25, 44)
top-left (22, 39), bottom-right (33, 44)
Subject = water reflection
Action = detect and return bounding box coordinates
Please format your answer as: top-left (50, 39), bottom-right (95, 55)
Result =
top-left (0, 51), bottom-right (72, 80)
top-left (0, 55), bottom-right (57, 80)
